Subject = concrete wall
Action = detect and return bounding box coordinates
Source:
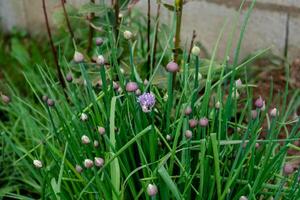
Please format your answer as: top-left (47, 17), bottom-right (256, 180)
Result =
top-left (0, 0), bottom-right (299, 61)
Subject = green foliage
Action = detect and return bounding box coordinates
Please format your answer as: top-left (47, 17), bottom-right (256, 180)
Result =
top-left (1, 0), bottom-right (300, 200)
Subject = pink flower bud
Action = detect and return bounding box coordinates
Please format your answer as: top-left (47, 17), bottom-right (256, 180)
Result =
top-left (84, 159), bottom-right (93, 168)
top-left (166, 61), bottom-right (179, 73)
top-left (255, 96), bottom-right (264, 109)
top-left (199, 117), bottom-right (208, 127)
top-left (33, 160), bottom-right (43, 168)
top-left (270, 108), bottom-right (278, 118)
top-left (96, 55), bottom-right (105, 65)
top-left (73, 51), bottom-right (84, 63)
top-left (47, 99), bottom-right (55, 107)
top-left (189, 119), bottom-right (198, 128)
top-left (147, 184), bottom-right (158, 196)
top-left (185, 130), bottom-right (193, 139)
top-left (235, 79), bottom-right (242, 89)
top-left (1, 94), bottom-right (11, 104)
top-left (126, 82), bottom-right (138, 92)
top-left (66, 72), bottom-right (73, 82)
top-left (98, 126), bottom-right (105, 135)
top-left (94, 157), bottom-right (104, 167)
top-left (81, 135), bottom-right (90, 144)
top-left (95, 37), bottom-right (103, 46)
top-left (75, 164), bottom-right (83, 173)
top-left (184, 106), bottom-right (192, 115)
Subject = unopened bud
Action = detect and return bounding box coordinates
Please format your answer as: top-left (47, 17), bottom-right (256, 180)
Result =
top-left (185, 130), bottom-right (193, 139)
top-left (215, 101), bottom-right (221, 109)
top-left (199, 117), bottom-right (209, 127)
top-left (147, 184), bottom-right (158, 196)
top-left (80, 113), bottom-right (88, 121)
top-left (66, 72), bottom-right (73, 82)
top-left (255, 96), bottom-right (264, 109)
top-left (94, 157), bottom-right (104, 167)
top-left (98, 126), bottom-right (105, 135)
top-left (84, 159), bottom-right (93, 168)
top-left (166, 134), bottom-right (172, 141)
top-left (1, 94), bottom-right (10, 104)
top-left (75, 164), bottom-right (83, 173)
top-left (33, 160), bottom-right (43, 168)
top-left (81, 135), bottom-right (90, 144)
top-left (189, 119), bottom-right (198, 128)
top-left (47, 98), bottom-right (55, 107)
top-left (96, 55), bottom-right (105, 65)
top-left (283, 163), bottom-right (294, 175)
top-left (126, 82), bottom-right (138, 92)
top-left (235, 79), bottom-right (242, 89)
top-left (184, 106), bottom-right (192, 115)
top-left (191, 46), bottom-right (200, 56)
top-left (166, 61), bottom-right (179, 73)
top-left (94, 140), bottom-right (99, 148)
top-left (270, 108), bottom-right (278, 118)
top-left (239, 196), bottom-right (248, 200)
top-left (95, 37), bottom-right (103, 46)
top-left (73, 51), bottom-right (84, 63)
top-left (123, 30), bottom-right (133, 40)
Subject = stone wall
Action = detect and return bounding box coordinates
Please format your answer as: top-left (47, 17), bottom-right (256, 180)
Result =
top-left (0, 0), bottom-right (299, 61)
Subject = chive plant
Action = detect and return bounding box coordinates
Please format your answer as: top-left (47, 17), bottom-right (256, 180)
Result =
top-left (1, 0), bottom-right (300, 200)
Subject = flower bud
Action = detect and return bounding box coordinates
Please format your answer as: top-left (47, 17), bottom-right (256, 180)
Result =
top-left (98, 126), bottom-right (105, 135)
top-left (143, 79), bottom-right (149, 86)
top-left (123, 30), bottom-right (133, 40)
top-left (96, 55), bottom-right (105, 65)
top-left (255, 96), bottom-right (264, 109)
top-left (73, 51), bottom-right (84, 63)
top-left (94, 140), bottom-right (99, 148)
top-left (191, 45), bottom-right (200, 56)
top-left (147, 184), bottom-right (158, 196)
top-left (189, 119), bottom-right (198, 128)
top-left (135, 89), bottom-right (141, 96)
top-left (199, 117), bottom-right (209, 127)
top-left (126, 82), bottom-right (138, 92)
top-left (255, 143), bottom-right (260, 149)
top-left (251, 110), bottom-right (258, 119)
top-left (118, 13), bottom-right (123, 18)
top-left (120, 68), bottom-right (125, 74)
top-left (95, 37), bottom-right (103, 46)
top-left (215, 101), bottom-right (221, 109)
top-left (47, 98), bottom-right (55, 107)
top-left (66, 72), bottom-right (73, 82)
top-left (185, 130), bottom-right (193, 139)
top-left (84, 159), bottom-right (93, 168)
top-left (113, 82), bottom-right (119, 90)
top-left (166, 61), bottom-right (179, 73)
top-left (166, 134), bottom-right (172, 141)
top-left (94, 157), bottom-right (104, 167)
top-left (231, 90), bottom-right (240, 99)
top-left (235, 79), bottom-right (242, 89)
top-left (239, 196), bottom-right (248, 200)
top-left (80, 113), bottom-right (88, 121)
top-left (184, 106), bottom-right (192, 115)
top-left (1, 94), bottom-right (11, 104)
top-left (33, 160), bottom-right (43, 168)
top-left (283, 163), bottom-right (294, 175)
top-left (42, 95), bottom-right (48, 102)
top-left (81, 135), bottom-right (90, 144)
top-left (270, 108), bottom-right (278, 118)
top-left (75, 164), bottom-right (83, 173)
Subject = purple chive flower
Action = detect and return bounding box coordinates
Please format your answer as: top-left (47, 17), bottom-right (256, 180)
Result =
top-left (137, 92), bottom-right (156, 113)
